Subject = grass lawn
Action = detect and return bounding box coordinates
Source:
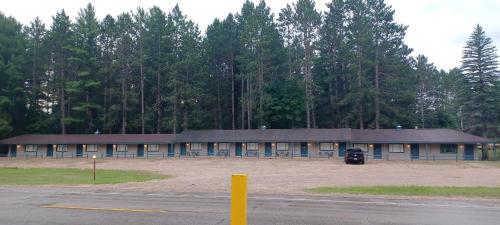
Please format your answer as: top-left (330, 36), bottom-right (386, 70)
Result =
top-left (0, 167), bottom-right (168, 185)
top-left (306, 186), bottom-right (500, 198)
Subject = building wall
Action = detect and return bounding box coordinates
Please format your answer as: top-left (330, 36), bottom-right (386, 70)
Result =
top-left (9, 142), bottom-right (481, 160)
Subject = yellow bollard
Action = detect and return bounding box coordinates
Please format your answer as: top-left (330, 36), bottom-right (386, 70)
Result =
top-left (230, 174), bottom-right (247, 225)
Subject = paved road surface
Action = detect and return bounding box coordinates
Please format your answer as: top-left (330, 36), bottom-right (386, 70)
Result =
top-left (0, 189), bottom-right (499, 225)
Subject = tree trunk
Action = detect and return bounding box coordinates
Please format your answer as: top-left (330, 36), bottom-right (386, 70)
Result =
top-left (241, 75), bottom-right (245, 129)
top-left (217, 69), bottom-right (222, 129)
top-left (357, 52), bottom-right (364, 129)
top-left (156, 34), bottom-right (161, 134)
top-left (231, 54), bottom-right (235, 130)
top-left (59, 54), bottom-right (66, 135)
top-left (121, 63), bottom-right (127, 134)
top-left (374, 48), bottom-right (380, 129)
top-left (247, 76), bottom-right (252, 129)
top-left (140, 40), bottom-right (145, 134)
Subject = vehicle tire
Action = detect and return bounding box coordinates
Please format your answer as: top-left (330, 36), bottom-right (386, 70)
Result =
top-left (361, 160), bottom-right (365, 164)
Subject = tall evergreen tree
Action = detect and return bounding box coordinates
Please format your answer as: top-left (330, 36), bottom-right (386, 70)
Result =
top-left (46, 10), bottom-right (73, 134)
top-left (460, 25), bottom-right (499, 137)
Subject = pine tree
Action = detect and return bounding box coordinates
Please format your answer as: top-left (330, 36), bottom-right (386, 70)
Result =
top-left (67, 3), bottom-right (102, 133)
top-left (46, 10), bottom-right (73, 134)
top-left (460, 25), bottom-right (499, 137)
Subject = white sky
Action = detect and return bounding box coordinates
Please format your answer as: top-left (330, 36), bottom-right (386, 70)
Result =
top-left (1, 0), bottom-right (499, 71)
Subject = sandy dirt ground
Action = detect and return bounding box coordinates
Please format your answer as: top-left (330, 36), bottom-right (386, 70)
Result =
top-left (1, 158), bottom-right (500, 195)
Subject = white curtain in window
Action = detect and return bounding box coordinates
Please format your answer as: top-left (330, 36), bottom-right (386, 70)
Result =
top-left (277, 143), bottom-right (289, 150)
top-left (25, 145), bottom-right (37, 152)
top-left (191, 143), bottom-right (202, 150)
top-left (247, 143), bottom-right (259, 150)
top-left (389, 144), bottom-right (404, 153)
top-left (320, 143), bottom-right (333, 150)
top-left (117, 145), bottom-right (128, 152)
top-left (86, 144), bottom-right (97, 152)
top-left (218, 143), bottom-right (229, 150)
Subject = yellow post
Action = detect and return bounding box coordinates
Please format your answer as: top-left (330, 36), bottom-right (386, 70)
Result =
top-left (230, 174), bottom-right (247, 225)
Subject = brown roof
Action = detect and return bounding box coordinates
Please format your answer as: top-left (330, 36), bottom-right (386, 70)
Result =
top-left (0, 129), bottom-right (492, 145)
top-left (0, 134), bottom-right (175, 145)
top-left (175, 129), bottom-right (352, 143)
top-left (351, 129), bottom-right (492, 144)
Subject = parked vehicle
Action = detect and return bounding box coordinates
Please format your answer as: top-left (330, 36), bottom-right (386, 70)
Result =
top-left (344, 148), bottom-right (365, 164)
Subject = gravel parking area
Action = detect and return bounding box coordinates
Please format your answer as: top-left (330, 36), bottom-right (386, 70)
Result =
top-left (1, 158), bottom-right (500, 195)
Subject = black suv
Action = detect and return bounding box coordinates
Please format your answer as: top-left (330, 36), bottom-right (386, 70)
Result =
top-left (344, 148), bottom-right (365, 164)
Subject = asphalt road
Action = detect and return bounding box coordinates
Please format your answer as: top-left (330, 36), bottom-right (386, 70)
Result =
top-left (0, 189), bottom-right (499, 225)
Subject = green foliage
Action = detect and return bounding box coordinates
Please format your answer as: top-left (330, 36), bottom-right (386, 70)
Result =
top-left (0, 167), bottom-right (168, 185)
top-left (0, 1), bottom-right (497, 141)
top-left (306, 186), bottom-right (500, 198)
top-left (460, 25), bottom-right (499, 138)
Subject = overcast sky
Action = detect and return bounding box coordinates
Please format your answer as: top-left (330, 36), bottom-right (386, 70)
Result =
top-left (2, 0), bottom-right (500, 70)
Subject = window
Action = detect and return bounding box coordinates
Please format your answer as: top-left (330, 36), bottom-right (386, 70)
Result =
top-left (218, 143), bottom-right (229, 150)
top-left (277, 143), bottom-right (289, 150)
top-left (116, 144), bottom-right (128, 152)
top-left (320, 143), bottom-right (333, 151)
top-left (247, 143), bottom-right (258, 150)
top-left (147, 144), bottom-right (159, 152)
top-left (56, 144), bottom-right (68, 152)
top-left (440, 144), bottom-right (457, 154)
top-left (353, 144), bottom-right (368, 151)
top-left (25, 145), bottom-right (38, 152)
top-left (191, 143), bottom-right (202, 150)
top-left (389, 144), bottom-right (404, 153)
top-left (86, 144), bottom-right (98, 152)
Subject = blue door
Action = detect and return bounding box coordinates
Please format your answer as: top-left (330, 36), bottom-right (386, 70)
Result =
top-left (168, 144), bottom-right (174, 157)
top-left (300, 142), bottom-right (308, 157)
top-left (137, 144), bottom-right (144, 157)
top-left (411, 144), bottom-right (419, 160)
top-left (106, 144), bottom-right (113, 157)
top-left (265, 142), bottom-right (272, 157)
top-left (76, 144), bottom-right (83, 157)
top-left (338, 142), bottom-right (346, 157)
top-left (464, 144), bottom-right (474, 160)
top-left (10, 145), bottom-right (17, 157)
top-left (180, 143), bottom-right (187, 156)
top-left (374, 144), bottom-right (382, 159)
top-left (235, 142), bottom-right (242, 156)
top-left (47, 144), bottom-right (53, 157)
top-left (208, 143), bottom-right (214, 156)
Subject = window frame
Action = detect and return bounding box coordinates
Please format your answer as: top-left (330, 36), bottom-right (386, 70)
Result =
top-left (276, 142), bottom-right (289, 151)
top-left (56, 144), bottom-right (68, 152)
top-left (246, 143), bottom-right (259, 151)
top-left (25, 145), bottom-right (38, 152)
top-left (440, 144), bottom-right (457, 154)
top-left (389, 144), bottom-right (404, 153)
top-left (85, 144), bottom-right (98, 152)
top-left (190, 143), bottom-right (202, 151)
top-left (218, 143), bottom-right (229, 150)
top-left (147, 144), bottom-right (159, 152)
top-left (116, 144), bottom-right (128, 152)
top-left (320, 142), bottom-right (334, 151)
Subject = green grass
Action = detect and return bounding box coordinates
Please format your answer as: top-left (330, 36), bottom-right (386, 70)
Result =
top-left (0, 167), bottom-right (168, 185)
top-left (306, 186), bottom-right (500, 198)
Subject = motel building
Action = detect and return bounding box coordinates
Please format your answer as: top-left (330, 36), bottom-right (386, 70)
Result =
top-left (0, 128), bottom-right (496, 161)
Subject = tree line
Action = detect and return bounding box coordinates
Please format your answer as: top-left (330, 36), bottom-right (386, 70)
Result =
top-left (0, 0), bottom-right (498, 138)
